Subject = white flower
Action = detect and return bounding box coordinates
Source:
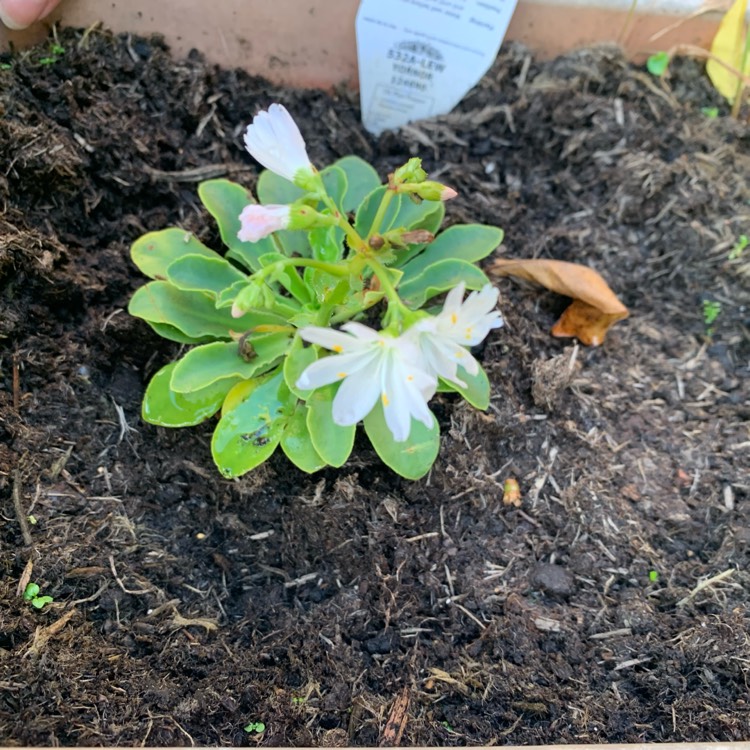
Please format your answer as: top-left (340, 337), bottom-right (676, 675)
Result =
top-left (238, 204), bottom-right (290, 243)
top-left (296, 322), bottom-right (436, 442)
top-left (243, 103), bottom-right (313, 185)
top-left (406, 283), bottom-right (503, 386)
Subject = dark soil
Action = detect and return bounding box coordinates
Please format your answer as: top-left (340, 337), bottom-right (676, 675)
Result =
top-left (2, 27), bottom-right (750, 747)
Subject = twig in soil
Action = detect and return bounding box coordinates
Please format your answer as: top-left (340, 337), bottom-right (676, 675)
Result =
top-left (12, 471), bottom-right (33, 547)
top-left (109, 555), bottom-right (154, 595)
top-left (12, 352), bottom-right (20, 410)
top-left (405, 532), bottom-right (439, 542)
top-left (589, 627), bottom-right (632, 640)
top-left (24, 608), bottom-right (77, 658)
top-left (380, 688), bottom-right (410, 747)
top-left (613, 656), bottom-right (653, 671)
top-left (16, 558), bottom-right (34, 598)
top-left (144, 164), bottom-right (251, 182)
top-left (112, 399), bottom-right (138, 444)
top-left (676, 568), bottom-right (735, 607)
top-left (68, 581), bottom-right (110, 607)
top-left (450, 601), bottom-right (487, 631)
top-left (283, 571), bottom-right (319, 588)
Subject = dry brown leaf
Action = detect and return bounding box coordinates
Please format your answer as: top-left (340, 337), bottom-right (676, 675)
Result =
top-left (490, 258), bottom-right (629, 346)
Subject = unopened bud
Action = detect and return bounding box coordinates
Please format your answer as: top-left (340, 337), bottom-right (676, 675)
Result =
top-left (231, 283), bottom-right (264, 318)
top-left (369, 235), bottom-right (385, 250)
top-left (392, 157), bottom-right (427, 185)
top-left (412, 181), bottom-right (458, 202)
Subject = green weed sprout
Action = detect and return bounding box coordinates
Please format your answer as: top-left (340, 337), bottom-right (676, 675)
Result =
top-left (129, 104), bottom-right (504, 480)
top-left (23, 582), bottom-right (53, 610)
top-left (729, 234), bottom-right (748, 260)
top-left (702, 299), bottom-right (722, 336)
top-left (243, 722), bottom-right (266, 734)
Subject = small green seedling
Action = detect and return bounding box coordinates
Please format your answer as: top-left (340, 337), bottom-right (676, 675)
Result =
top-left (701, 106), bottom-right (720, 118)
top-left (646, 51), bottom-right (670, 76)
top-left (702, 300), bottom-right (722, 336)
top-left (37, 42), bottom-right (66, 66)
top-left (23, 582), bottom-right (54, 610)
top-left (729, 234), bottom-right (748, 260)
top-left (243, 722), bottom-right (266, 734)
top-left (291, 696), bottom-right (306, 705)
top-left (441, 721), bottom-right (455, 731)
top-left (648, 570), bottom-right (659, 583)
top-left (27, 515), bottom-right (38, 525)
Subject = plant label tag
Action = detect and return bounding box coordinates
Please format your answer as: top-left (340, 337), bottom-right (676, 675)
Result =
top-left (356, 0), bottom-right (518, 135)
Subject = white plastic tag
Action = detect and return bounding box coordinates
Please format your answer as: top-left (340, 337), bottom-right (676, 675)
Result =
top-left (355, 0), bottom-right (518, 135)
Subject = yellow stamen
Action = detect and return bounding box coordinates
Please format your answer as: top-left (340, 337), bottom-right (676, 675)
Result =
top-left (450, 312), bottom-right (458, 324)
top-left (464, 326), bottom-right (473, 340)
top-left (332, 345), bottom-right (343, 353)
top-left (381, 392), bottom-right (390, 406)
top-left (407, 375), bottom-right (414, 382)
top-left (337, 372), bottom-right (347, 378)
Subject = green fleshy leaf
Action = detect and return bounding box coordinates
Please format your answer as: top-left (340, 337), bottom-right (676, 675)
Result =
top-left (363, 401), bottom-right (439, 480)
top-left (309, 225), bottom-right (345, 263)
top-left (355, 187), bottom-right (444, 242)
top-left (166, 254), bottom-right (248, 298)
top-left (31, 596), bottom-right (53, 609)
top-left (391, 202), bottom-right (446, 267)
top-left (142, 322), bottom-right (216, 345)
top-left (436, 364), bottom-right (491, 410)
top-left (392, 198), bottom-right (443, 236)
top-left (283, 336), bottom-right (318, 398)
top-left (23, 583), bottom-right (40, 601)
top-left (332, 156), bottom-right (381, 212)
top-left (257, 252), bottom-right (313, 305)
top-left (320, 165), bottom-right (348, 212)
top-left (142, 362), bottom-right (239, 427)
top-left (399, 259), bottom-right (489, 308)
top-left (281, 403), bottom-right (327, 473)
top-left (129, 282), bottom-right (235, 340)
top-left (304, 267), bottom-right (345, 303)
top-left (129, 281), bottom-right (283, 340)
top-left (354, 187), bottom-right (402, 237)
top-left (171, 335), bottom-right (291, 393)
top-left (306, 384), bottom-right (356, 467)
top-left (399, 224), bottom-right (503, 283)
top-left (211, 369), bottom-right (295, 477)
top-left (198, 179), bottom-right (279, 272)
top-left (131, 228), bottom-right (220, 279)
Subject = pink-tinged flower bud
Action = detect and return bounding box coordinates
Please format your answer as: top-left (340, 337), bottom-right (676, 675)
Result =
top-left (411, 181), bottom-right (459, 202)
top-left (237, 204), bottom-right (290, 243)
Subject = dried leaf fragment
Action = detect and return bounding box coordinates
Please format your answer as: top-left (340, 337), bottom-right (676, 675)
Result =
top-left (490, 258), bottom-right (629, 345)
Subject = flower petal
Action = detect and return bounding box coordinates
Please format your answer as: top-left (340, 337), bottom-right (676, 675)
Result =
top-left (243, 103), bottom-right (312, 183)
top-left (298, 326), bottom-right (368, 353)
top-left (296, 348), bottom-right (378, 390)
top-left (237, 204), bottom-right (290, 243)
top-left (332, 359), bottom-right (383, 426)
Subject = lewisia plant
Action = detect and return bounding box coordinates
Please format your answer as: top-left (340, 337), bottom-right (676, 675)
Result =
top-left (128, 104), bottom-right (504, 479)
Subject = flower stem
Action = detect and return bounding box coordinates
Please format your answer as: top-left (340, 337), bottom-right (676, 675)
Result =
top-left (319, 194), bottom-right (369, 255)
top-left (260, 257), bottom-right (349, 279)
top-left (367, 258), bottom-right (414, 331)
top-left (367, 189), bottom-right (395, 240)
